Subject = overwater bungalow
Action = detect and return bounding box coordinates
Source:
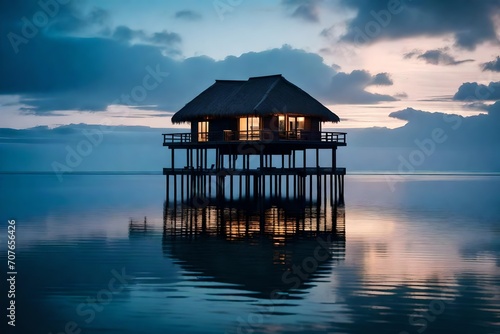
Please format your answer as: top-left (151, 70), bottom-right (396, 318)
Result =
top-left (162, 74), bottom-right (346, 205)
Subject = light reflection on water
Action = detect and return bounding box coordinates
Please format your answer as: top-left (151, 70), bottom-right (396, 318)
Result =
top-left (0, 174), bottom-right (499, 334)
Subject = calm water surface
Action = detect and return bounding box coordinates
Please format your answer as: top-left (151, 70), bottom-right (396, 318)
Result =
top-left (1, 174), bottom-right (499, 334)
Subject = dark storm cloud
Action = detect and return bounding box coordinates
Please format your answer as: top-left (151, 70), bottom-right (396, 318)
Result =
top-left (481, 56), bottom-right (500, 72)
top-left (339, 0), bottom-right (500, 49)
top-left (453, 82), bottom-right (500, 101)
top-left (0, 31), bottom-right (183, 113)
top-left (174, 10), bottom-right (202, 21)
top-left (282, 0), bottom-right (322, 22)
top-left (328, 70), bottom-right (397, 104)
top-left (0, 1), bottom-right (399, 113)
top-left (0, 0), bottom-right (181, 113)
top-left (404, 48), bottom-right (474, 66)
top-left (1, 19), bottom-right (395, 114)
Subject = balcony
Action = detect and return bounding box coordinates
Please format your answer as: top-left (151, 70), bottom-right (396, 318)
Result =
top-left (163, 130), bottom-right (346, 146)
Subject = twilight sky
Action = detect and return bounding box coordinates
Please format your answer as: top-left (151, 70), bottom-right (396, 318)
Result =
top-left (0, 0), bottom-right (499, 129)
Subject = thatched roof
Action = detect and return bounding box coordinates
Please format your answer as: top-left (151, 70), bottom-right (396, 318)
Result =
top-left (171, 74), bottom-right (340, 123)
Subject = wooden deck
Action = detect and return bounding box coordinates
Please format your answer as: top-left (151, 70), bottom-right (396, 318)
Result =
top-left (163, 167), bottom-right (346, 176)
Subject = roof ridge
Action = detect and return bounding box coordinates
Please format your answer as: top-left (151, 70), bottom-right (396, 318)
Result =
top-left (249, 74), bottom-right (282, 80)
top-left (253, 76), bottom-right (282, 112)
top-left (215, 79), bottom-right (246, 82)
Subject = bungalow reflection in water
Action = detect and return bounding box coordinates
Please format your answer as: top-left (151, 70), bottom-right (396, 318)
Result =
top-left (128, 200), bottom-right (346, 299)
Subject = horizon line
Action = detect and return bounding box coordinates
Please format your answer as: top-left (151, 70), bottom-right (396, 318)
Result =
top-left (1, 171), bottom-right (500, 176)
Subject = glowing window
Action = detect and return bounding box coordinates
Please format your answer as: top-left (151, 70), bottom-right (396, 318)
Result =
top-left (239, 117), bottom-right (260, 140)
top-left (198, 121), bottom-right (209, 142)
top-left (278, 116), bottom-right (285, 132)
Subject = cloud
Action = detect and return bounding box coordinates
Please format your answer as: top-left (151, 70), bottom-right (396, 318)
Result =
top-left (341, 106), bottom-right (500, 171)
top-left (318, 47), bottom-right (332, 55)
top-left (328, 70), bottom-right (397, 104)
top-left (0, 1), bottom-right (401, 113)
top-left (403, 49), bottom-right (421, 59)
top-left (4, 109), bottom-right (500, 173)
top-left (86, 7), bottom-right (111, 28)
top-left (370, 72), bottom-right (393, 85)
top-left (404, 48), bottom-right (474, 66)
top-left (148, 30), bottom-right (182, 46)
top-left (339, 0), bottom-right (500, 49)
top-left (486, 101), bottom-right (500, 118)
top-left (481, 56), bottom-right (500, 72)
top-left (389, 107), bottom-right (445, 123)
top-left (385, 107), bottom-right (500, 150)
top-left (0, 124), bottom-right (167, 173)
top-left (463, 101), bottom-right (490, 111)
top-left (45, 5), bottom-right (111, 36)
top-left (111, 26), bottom-right (181, 49)
top-left (1, 1), bottom-right (402, 116)
top-left (0, 0), bottom-right (187, 113)
top-left (0, 35), bottom-right (182, 113)
top-left (174, 10), bottom-right (202, 21)
top-left (319, 25), bottom-right (335, 38)
top-left (453, 82), bottom-right (500, 101)
top-left (282, 0), bottom-right (322, 22)
top-left (0, 0), bottom-right (106, 43)
top-left (112, 26), bottom-right (140, 42)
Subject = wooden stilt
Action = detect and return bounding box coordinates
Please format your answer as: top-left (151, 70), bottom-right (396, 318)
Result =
top-left (164, 130), bottom-right (346, 212)
top-left (166, 175), bottom-right (170, 206)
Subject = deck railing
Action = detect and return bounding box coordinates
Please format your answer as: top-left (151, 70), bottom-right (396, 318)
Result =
top-left (163, 132), bottom-right (192, 143)
top-left (163, 130), bottom-right (346, 145)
